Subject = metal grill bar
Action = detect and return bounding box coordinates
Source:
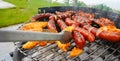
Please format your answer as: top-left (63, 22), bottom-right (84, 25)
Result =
top-left (82, 45), bottom-right (103, 60)
top-left (31, 44), bottom-right (57, 57)
top-left (111, 55), bottom-right (120, 60)
top-left (16, 39), bottom-right (120, 61)
top-left (103, 47), bottom-right (120, 61)
top-left (92, 45), bottom-right (113, 61)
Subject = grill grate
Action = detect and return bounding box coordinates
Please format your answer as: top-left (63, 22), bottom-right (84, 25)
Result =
top-left (15, 39), bottom-right (120, 61)
top-left (13, 6), bottom-right (120, 61)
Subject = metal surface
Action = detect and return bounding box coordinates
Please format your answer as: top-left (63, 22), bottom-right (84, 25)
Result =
top-left (14, 40), bottom-right (120, 61)
top-left (0, 29), bottom-right (72, 43)
top-left (13, 6), bottom-right (120, 61)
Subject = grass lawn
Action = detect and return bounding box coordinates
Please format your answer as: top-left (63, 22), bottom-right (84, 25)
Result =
top-left (0, 0), bottom-right (64, 28)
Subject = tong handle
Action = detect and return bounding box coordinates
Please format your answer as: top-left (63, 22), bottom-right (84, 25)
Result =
top-left (0, 29), bottom-right (63, 42)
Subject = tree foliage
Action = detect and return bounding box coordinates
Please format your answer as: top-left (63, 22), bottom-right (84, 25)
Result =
top-left (65, 0), bottom-right (70, 6)
top-left (92, 4), bottom-right (113, 11)
top-left (77, 1), bottom-right (87, 7)
top-left (64, 0), bottom-right (87, 7)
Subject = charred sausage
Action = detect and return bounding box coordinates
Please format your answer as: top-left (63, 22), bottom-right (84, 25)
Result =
top-left (57, 19), bottom-right (67, 30)
top-left (83, 25), bottom-right (120, 42)
top-left (74, 27), bottom-right (95, 42)
top-left (47, 20), bottom-right (57, 30)
top-left (30, 13), bottom-right (52, 21)
top-left (65, 18), bottom-right (79, 26)
top-left (72, 30), bottom-right (86, 49)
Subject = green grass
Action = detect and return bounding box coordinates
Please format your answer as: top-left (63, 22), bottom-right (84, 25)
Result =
top-left (0, 0), bottom-right (64, 28)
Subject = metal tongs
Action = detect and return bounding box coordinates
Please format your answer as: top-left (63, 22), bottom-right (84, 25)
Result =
top-left (0, 29), bottom-right (72, 43)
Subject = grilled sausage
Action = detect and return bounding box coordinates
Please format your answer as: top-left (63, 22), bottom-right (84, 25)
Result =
top-left (74, 27), bottom-right (95, 42)
top-left (48, 19), bottom-right (71, 51)
top-left (57, 19), bottom-right (67, 30)
top-left (72, 30), bottom-right (86, 49)
top-left (72, 16), bottom-right (93, 26)
top-left (93, 18), bottom-right (115, 27)
top-left (83, 25), bottom-right (98, 36)
top-left (83, 25), bottom-right (120, 42)
top-left (97, 30), bottom-right (120, 42)
top-left (47, 20), bottom-right (57, 30)
top-left (65, 18), bottom-right (79, 26)
top-left (30, 13), bottom-right (52, 21)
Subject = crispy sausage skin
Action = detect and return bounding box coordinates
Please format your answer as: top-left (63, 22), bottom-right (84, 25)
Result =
top-left (72, 16), bottom-right (93, 26)
top-left (47, 20), bottom-right (57, 30)
top-left (74, 27), bottom-right (95, 42)
top-left (57, 19), bottom-right (67, 30)
top-left (97, 30), bottom-right (120, 42)
top-left (65, 18), bottom-right (79, 26)
top-left (72, 30), bottom-right (86, 49)
top-left (83, 25), bottom-right (98, 36)
top-left (30, 13), bottom-right (52, 21)
top-left (83, 25), bottom-right (120, 42)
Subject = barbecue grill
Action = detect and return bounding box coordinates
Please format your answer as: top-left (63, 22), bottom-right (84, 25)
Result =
top-left (12, 6), bottom-right (120, 61)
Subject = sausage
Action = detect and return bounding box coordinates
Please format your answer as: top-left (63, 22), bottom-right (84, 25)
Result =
top-left (48, 19), bottom-right (71, 51)
top-left (83, 25), bottom-right (120, 42)
top-left (55, 11), bottom-right (74, 19)
top-left (93, 18), bottom-right (115, 27)
top-left (47, 20), bottom-right (57, 44)
top-left (49, 15), bottom-right (58, 21)
top-left (47, 20), bottom-right (57, 30)
top-left (75, 11), bottom-right (94, 18)
top-left (97, 30), bottom-right (120, 42)
top-left (72, 30), bottom-right (86, 49)
top-left (72, 16), bottom-right (93, 26)
top-left (83, 25), bottom-right (98, 36)
top-left (57, 19), bottom-right (67, 30)
top-left (30, 13), bottom-right (52, 21)
top-left (74, 27), bottom-right (95, 42)
top-left (65, 18), bottom-right (80, 26)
